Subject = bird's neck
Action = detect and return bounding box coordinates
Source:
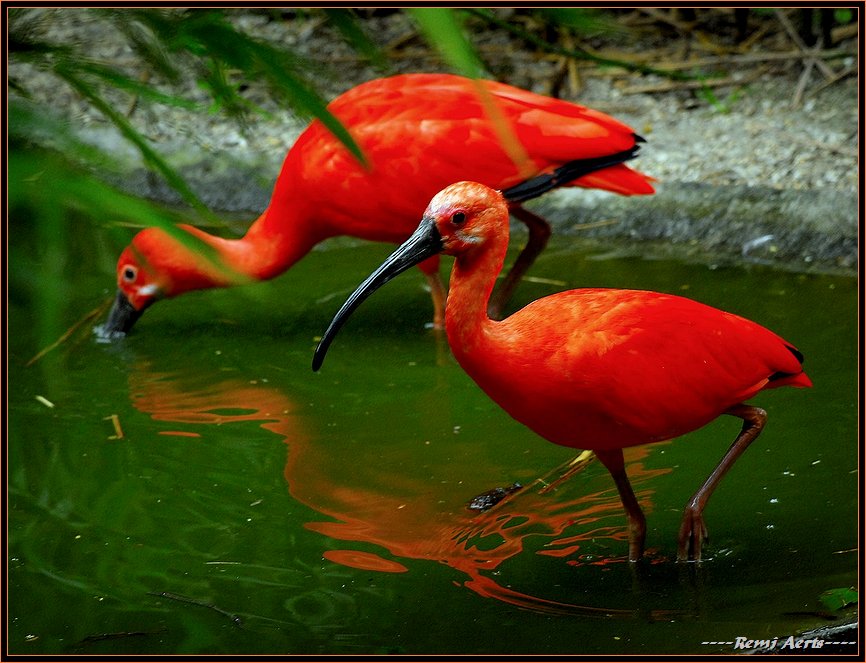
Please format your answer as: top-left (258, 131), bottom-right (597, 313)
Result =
top-left (444, 233), bottom-right (508, 357)
top-left (179, 198), bottom-right (323, 291)
top-left (235, 199), bottom-right (324, 279)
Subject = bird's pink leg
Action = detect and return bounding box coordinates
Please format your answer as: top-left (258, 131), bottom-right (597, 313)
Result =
top-left (677, 404), bottom-right (767, 562)
top-left (423, 271), bottom-right (447, 330)
top-left (596, 449), bottom-right (647, 562)
top-left (487, 205), bottom-right (551, 320)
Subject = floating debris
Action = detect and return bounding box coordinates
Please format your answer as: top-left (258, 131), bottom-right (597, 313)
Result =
top-left (467, 482), bottom-right (523, 511)
top-left (104, 414), bottom-right (124, 440)
top-left (148, 591), bottom-right (243, 628)
top-left (741, 233), bottom-right (776, 259)
top-left (76, 630), bottom-right (165, 646)
top-left (30, 298), bottom-right (112, 362)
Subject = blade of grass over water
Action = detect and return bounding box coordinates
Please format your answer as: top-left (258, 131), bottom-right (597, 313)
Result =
top-left (407, 8), bottom-right (532, 177)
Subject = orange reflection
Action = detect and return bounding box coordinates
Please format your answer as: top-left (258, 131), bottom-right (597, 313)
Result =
top-left (128, 364), bottom-right (673, 617)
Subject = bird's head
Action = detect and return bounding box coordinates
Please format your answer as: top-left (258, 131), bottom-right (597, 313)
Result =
top-left (99, 225), bottom-right (233, 337)
top-left (97, 228), bottom-right (168, 337)
top-left (423, 181), bottom-right (507, 259)
top-left (312, 182), bottom-right (505, 370)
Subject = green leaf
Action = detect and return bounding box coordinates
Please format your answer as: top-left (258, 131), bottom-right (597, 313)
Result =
top-left (9, 148), bottom-right (233, 281)
top-left (52, 63), bottom-right (216, 222)
top-left (9, 99), bottom-right (115, 169)
top-left (407, 8), bottom-right (488, 79)
top-left (534, 8), bottom-right (619, 36)
top-left (407, 9), bottom-right (539, 178)
top-left (96, 8), bottom-right (182, 83)
top-left (324, 9), bottom-right (387, 70)
top-left (244, 40), bottom-right (368, 167)
top-left (12, 8), bottom-right (369, 188)
top-left (819, 587), bottom-right (858, 612)
top-left (72, 60), bottom-right (199, 110)
top-left (834, 9), bottom-right (853, 24)
top-left (160, 10), bottom-right (367, 166)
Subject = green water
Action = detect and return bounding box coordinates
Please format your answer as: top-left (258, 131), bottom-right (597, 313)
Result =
top-left (7, 223), bottom-right (858, 655)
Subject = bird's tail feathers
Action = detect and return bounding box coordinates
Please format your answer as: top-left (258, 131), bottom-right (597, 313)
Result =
top-left (767, 344), bottom-right (812, 388)
top-left (503, 144), bottom-right (647, 203)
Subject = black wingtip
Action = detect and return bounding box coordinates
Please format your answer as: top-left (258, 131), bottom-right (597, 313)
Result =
top-left (785, 344), bottom-right (805, 365)
top-left (502, 145), bottom-right (642, 204)
top-left (768, 344), bottom-right (806, 382)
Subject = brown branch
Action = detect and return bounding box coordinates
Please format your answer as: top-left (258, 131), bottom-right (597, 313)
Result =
top-left (792, 58), bottom-right (814, 108)
top-left (811, 65), bottom-right (857, 96)
top-left (619, 68), bottom-right (765, 95)
top-left (650, 48), bottom-right (855, 71)
top-left (636, 7), bottom-right (696, 34)
top-left (774, 9), bottom-right (836, 79)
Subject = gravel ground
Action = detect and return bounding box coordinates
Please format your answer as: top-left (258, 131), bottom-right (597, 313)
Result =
top-left (10, 8), bottom-right (859, 272)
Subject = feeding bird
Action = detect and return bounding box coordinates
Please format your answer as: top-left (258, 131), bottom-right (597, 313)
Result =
top-left (100, 73), bottom-right (653, 336)
top-left (312, 181), bottom-right (811, 562)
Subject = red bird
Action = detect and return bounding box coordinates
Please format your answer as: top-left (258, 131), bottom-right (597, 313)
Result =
top-left (313, 182), bottom-right (812, 562)
top-left (100, 73), bottom-right (653, 335)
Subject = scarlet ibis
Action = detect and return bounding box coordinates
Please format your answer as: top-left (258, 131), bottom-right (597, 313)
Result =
top-left (101, 73), bottom-right (653, 335)
top-left (312, 182), bottom-right (812, 562)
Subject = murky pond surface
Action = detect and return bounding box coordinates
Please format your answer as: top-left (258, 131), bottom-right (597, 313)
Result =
top-left (8, 221), bottom-right (858, 655)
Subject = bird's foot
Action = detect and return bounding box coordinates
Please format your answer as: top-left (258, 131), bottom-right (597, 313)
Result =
top-left (677, 504), bottom-right (709, 561)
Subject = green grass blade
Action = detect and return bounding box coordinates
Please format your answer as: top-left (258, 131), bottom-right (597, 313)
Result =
top-left (406, 8), bottom-right (531, 174)
top-left (323, 9), bottom-right (388, 70)
top-left (10, 149), bottom-right (235, 281)
top-left (407, 8), bottom-right (487, 78)
top-left (73, 60), bottom-right (199, 110)
top-left (53, 64), bottom-right (216, 222)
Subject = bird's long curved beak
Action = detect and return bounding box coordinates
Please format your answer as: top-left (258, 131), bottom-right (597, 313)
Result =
top-left (313, 217), bottom-right (442, 371)
top-left (98, 290), bottom-right (146, 337)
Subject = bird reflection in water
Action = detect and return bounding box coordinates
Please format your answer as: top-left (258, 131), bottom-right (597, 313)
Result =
top-left (128, 364), bottom-right (673, 617)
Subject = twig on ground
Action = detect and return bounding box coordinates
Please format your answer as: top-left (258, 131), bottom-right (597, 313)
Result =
top-left (810, 65), bottom-right (857, 96)
top-left (651, 48), bottom-right (855, 71)
top-left (774, 9), bottom-right (836, 79)
top-left (792, 58), bottom-right (814, 108)
top-left (619, 67), bottom-right (765, 95)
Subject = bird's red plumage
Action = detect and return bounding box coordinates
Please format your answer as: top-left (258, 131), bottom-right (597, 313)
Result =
top-left (312, 180), bottom-right (811, 561)
top-left (269, 73), bottom-right (653, 242)
top-left (421, 182), bottom-right (811, 452)
top-left (107, 73), bottom-right (653, 333)
top-left (453, 288), bottom-right (811, 451)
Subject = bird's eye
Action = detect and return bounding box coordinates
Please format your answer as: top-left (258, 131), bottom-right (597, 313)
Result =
top-left (451, 211), bottom-right (466, 226)
top-left (122, 266), bottom-right (137, 282)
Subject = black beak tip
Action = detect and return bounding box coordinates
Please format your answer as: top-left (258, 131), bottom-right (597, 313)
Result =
top-left (94, 291), bottom-right (143, 341)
